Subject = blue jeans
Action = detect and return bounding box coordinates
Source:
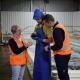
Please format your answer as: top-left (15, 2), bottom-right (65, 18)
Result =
top-left (11, 65), bottom-right (26, 80)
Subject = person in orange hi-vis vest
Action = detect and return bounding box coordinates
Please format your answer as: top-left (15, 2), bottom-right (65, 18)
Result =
top-left (8, 25), bottom-right (32, 80)
top-left (42, 14), bottom-right (72, 80)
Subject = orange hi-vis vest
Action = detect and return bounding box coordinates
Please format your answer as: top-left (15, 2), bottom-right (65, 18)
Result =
top-left (9, 36), bottom-right (28, 65)
top-left (53, 23), bottom-right (72, 55)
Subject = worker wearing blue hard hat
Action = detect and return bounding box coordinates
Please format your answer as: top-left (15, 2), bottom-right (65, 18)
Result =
top-left (31, 9), bottom-right (51, 80)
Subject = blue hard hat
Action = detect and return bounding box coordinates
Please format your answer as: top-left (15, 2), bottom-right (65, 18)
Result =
top-left (33, 9), bottom-right (44, 20)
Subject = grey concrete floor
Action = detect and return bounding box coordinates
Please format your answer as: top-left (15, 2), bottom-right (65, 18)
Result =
top-left (0, 45), bottom-right (31, 80)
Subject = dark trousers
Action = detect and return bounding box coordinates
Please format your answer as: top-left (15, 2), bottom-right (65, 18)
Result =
top-left (54, 54), bottom-right (71, 80)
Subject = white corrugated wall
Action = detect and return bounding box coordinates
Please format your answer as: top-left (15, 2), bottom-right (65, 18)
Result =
top-left (73, 11), bottom-right (80, 32)
top-left (1, 11), bottom-right (36, 34)
top-left (1, 11), bottom-right (75, 34)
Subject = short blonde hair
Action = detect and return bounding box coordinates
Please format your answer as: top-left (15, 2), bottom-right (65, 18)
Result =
top-left (11, 25), bottom-right (19, 34)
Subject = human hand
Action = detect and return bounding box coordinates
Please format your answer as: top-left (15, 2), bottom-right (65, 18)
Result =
top-left (25, 42), bottom-right (33, 48)
top-left (44, 46), bottom-right (49, 51)
top-left (43, 39), bottom-right (47, 42)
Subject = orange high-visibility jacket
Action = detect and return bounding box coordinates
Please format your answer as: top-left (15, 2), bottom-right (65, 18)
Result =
top-left (52, 23), bottom-right (72, 55)
top-left (9, 37), bottom-right (28, 65)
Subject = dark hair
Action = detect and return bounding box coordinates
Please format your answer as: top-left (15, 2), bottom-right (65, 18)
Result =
top-left (42, 14), bottom-right (55, 22)
top-left (11, 25), bottom-right (19, 34)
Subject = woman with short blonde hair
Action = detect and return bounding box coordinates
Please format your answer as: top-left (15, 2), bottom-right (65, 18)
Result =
top-left (8, 25), bottom-right (32, 80)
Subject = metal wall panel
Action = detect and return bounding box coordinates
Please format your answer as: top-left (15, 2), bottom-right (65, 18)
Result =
top-left (1, 0), bottom-right (30, 11)
top-left (1, 11), bottom-right (74, 34)
top-left (73, 11), bottom-right (80, 32)
top-left (1, 0), bottom-right (79, 11)
top-left (1, 11), bottom-right (36, 34)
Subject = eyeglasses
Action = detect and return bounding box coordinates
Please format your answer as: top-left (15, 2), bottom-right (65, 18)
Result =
top-left (16, 29), bottom-right (22, 32)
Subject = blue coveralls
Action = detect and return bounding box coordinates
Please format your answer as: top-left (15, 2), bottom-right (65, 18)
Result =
top-left (31, 26), bottom-right (51, 80)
